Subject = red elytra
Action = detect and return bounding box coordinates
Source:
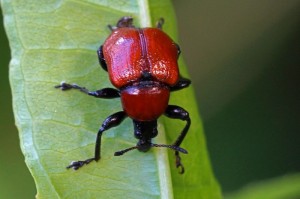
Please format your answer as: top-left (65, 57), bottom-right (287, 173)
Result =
top-left (103, 26), bottom-right (179, 121)
top-left (103, 28), bottom-right (179, 88)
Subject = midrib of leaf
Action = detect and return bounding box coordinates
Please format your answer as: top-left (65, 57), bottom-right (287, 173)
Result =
top-left (138, 0), bottom-right (151, 26)
top-left (138, 1), bottom-right (174, 199)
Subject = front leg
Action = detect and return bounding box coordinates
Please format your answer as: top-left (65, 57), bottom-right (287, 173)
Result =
top-left (55, 82), bottom-right (120, 99)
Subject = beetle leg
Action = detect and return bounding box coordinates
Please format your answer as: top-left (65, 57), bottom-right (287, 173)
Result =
top-left (156, 18), bottom-right (164, 29)
top-left (164, 105), bottom-right (191, 174)
top-left (108, 16), bottom-right (134, 31)
top-left (116, 16), bottom-right (134, 28)
top-left (97, 45), bottom-right (108, 72)
top-left (67, 111), bottom-right (127, 170)
top-left (170, 77), bottom-right (191, 92)
top-left (55, 82), bottom-right (120, 98)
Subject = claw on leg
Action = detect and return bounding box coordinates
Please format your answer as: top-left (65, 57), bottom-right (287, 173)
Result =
top-left (55, 82), bottom-right (89, 93)
top-left (66, 158), bottom-right (95, 170)
top-left (55, 82), bottom-right (72, 90)
top-left (175, 151), bottom-right (185, 174)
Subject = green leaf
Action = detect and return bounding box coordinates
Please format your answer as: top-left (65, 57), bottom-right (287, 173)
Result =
top-left (2, 0), bottom-right (221, 198)
top-left (225, 174), bottom-right (300, 199)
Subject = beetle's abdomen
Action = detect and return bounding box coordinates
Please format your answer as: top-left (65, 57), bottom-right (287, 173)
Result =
top-left (103, 28), bottom-right (179, 88)
top-left (121, 82), bottom-right (170, 121)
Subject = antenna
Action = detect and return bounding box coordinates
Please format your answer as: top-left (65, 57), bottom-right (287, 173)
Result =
top-left (114, 144), bottom-right (188, 156)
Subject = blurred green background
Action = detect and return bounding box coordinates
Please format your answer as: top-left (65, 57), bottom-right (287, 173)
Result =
top-left (1, 1), bottom-right (299, 198)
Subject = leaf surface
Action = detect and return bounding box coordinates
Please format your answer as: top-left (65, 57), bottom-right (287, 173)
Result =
top-left (2, 0), bottom-right (221, 198)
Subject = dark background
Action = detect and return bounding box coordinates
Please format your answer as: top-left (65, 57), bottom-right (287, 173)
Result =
top-left (1, 1), bottom-right (299, 198)
top-left (174, 0), bottom-right (300, 193)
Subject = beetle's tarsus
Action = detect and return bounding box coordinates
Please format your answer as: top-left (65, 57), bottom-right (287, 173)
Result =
top-left (175, 151), bottom-right (185, 174)
top-left (108, 16), bottom-right (134, 31)
top-left (156, 18), bottom-right (164, 29)
top-left (66, 158), bottom-right (95, 170)
top-left (54, 82), bottom-right (73, 90)
top-left (55, 82), bottom-right (89, 93)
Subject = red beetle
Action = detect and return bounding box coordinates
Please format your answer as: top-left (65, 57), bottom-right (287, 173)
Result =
top-left (55, 17), bottom-right (191, 174)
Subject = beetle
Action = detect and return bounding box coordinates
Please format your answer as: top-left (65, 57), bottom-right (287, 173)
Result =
top-left (55, 16), bottom-right (191, 174)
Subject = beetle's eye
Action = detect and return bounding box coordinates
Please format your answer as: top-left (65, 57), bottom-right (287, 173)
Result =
top-left (176, 43), bottom-right (181, 57)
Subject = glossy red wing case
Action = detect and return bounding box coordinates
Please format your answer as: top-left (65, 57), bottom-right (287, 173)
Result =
top-left (103, 27), bottom-right (179, 88)
top-left (143, 28), bottom-right (179, 86)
